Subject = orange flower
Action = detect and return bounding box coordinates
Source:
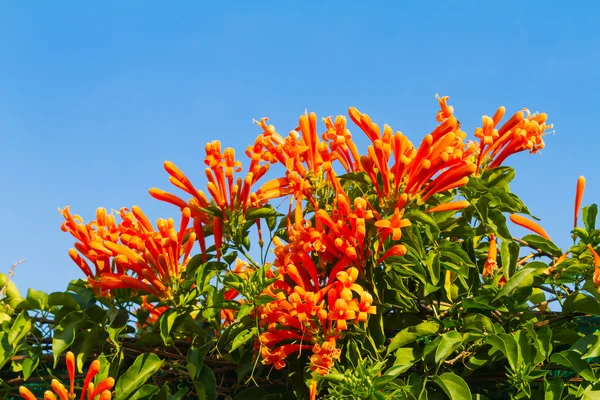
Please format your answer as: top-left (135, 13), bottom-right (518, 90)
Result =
top-left (20, 352), bottom-right (113, 400)
top-left (574, 176), bottom-right (586, 228)
top-left (476, 107), bottom-right (551, 172)
top-left (60, 206), bottom-right (196, 298)
top-left (374, 208), bottom-right (411, 241)
top-left (427, 200), bottom-right (470, 213)
top-left (309, 379), bottom-right (318, 400)
top-left (377, 244), bottom-right (408, 264)
top-left (509, 214), bottom-right (551, 241)
top-left (482, 234), bottom-right (497, 278)
top-left (544, 252), bottom-right (568, 275)
top-left (587, 245), bottom-right (600, 285)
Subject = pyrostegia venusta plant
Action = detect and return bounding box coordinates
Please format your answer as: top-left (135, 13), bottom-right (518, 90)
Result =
top-left (55, 95), bottom-right (586, 399)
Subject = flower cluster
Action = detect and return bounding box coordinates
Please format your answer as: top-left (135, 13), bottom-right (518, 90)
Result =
top-left (19, 351), bottom-right (114, 400)
top-left (60, 205), bottom-right (196, 298)
top-left (58, 96), bottom-right (558, 393)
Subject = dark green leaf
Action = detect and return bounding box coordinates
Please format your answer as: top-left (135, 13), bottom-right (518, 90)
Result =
top-left (115, 353), bottom-right (163, 400)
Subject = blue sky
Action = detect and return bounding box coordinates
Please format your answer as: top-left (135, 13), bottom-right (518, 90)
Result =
top-left (0, 2), bottom-right (599, 294)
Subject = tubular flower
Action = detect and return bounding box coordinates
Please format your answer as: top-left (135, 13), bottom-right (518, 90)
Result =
top-left (509, 214), bottom-right (551, 241)
top-left (574, 176), bottom-right (586, 228)
top-left (544, 252), bottom-right (568, 275)
top-left (482, 234), bottom-right (497, 278)
top-left (374, 208), bottom-right (411, 242)
top-left (257, 267), bottom-right (374, 373)
top-left (60, 206), bottom-right (196, 298)
top-left (587, 245), bottom-right (600, 285)
top-left (19, 352), bottom-right (113, 400)
top-left (475, 106), bottom-right (551, 172)
top-left (138, 296), bottom-right (169, 327)
top-left (151, 142), bottom-right (269, 261)
top-left (427, 200), bottom-right (470, 213)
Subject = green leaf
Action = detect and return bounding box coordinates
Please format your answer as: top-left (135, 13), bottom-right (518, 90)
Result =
top-left (387, 321), bottom-right (439, 356)
top-left (26, 288), bottom-right (48, 310)
top-left (486, 333), bottom-right (519, 371)
top-left (115, 353), bottom-right (163, 400)
top-left (22, 349), bottom-right (39, 380)
top-left (563, 293), bottom-right (600, 316)
top-left (230, 327), bottom-right (257, 352)
top-left (550, 350), bottom-right (597, 383)
top-left (52, 311), bottom-right (85, 367)
top-left (583, 204), bottom-right (598, 232)
top-left (435, 331), bottom-right (463, 365)
top-left (500, 240), bottom-right (520, 279)
top-left (405, 209), bottom-right (440, 241)
top-left (48, 292), bottom-right (81, 309)
top-left (568, 331), bottom-right (600, 365)
top-left (159, 309), bottom-right (179, 345)
top-left (544, 378), bottom-right (564, 400)
top-left (187, 342), bottom-right (213, 380)
top-left (480, 167), bottom-right (515, 188)
top-left (521, 235), bottom-right (562, 257)
top-left (393, 347), bottom-right (420, 374)
top-left (195, 365), bottom-right (217, 400)
top-left (425, 252), bottom-right (441, 286)
top-left (245, 206), bottom-right (283, 221)
top-left (494, 262), bottom-right (546, 300)
top-left (433, 372), bottom-right (472, 400)
top-left (128, 385), bottom-right (160, 400)
top-left (76, 326), bottom-right (103, 373)
top-left (462, 313), bottom-right (495, 334)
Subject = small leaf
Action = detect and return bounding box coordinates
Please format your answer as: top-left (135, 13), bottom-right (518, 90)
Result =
top-left (433, 372), bottom-right (472, 400)
top-left (230, 327), bottom-right (257, 352)
top-left (583, 204), bottom-right (598, 232)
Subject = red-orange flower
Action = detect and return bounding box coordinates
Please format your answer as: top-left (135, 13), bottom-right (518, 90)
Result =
top-left (20, 351), bottom-right (113, 400)
top-left (60, 206), bottom-right (196, 298)
top-left (482, 234), bottom-right (497, 278)
top-left (509, 214), bottom-right (551, 241)
top-left (574, 176), bottom-right (586, 228)
top-left (475, 106), bottom-right (551, 172)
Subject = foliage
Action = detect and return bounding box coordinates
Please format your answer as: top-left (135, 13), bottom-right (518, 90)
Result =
top-left (1, 96), bottom-right (599, 399)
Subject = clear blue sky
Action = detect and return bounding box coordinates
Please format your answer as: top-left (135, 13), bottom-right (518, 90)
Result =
top-left (1, 2), bottom-right (599, 294)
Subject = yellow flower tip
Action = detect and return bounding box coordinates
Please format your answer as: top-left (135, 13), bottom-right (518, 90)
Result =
top-left (574, 175), bottom-right (586, 228)
top-left (43, 391), bottom-right (57, 400)
top-left (509, 214), bottom-right (551, 241)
